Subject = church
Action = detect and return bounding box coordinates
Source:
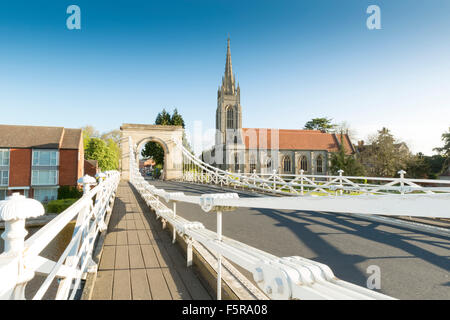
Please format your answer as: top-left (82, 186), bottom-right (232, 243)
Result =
top-left (202, 38), bottom-right (355, 175)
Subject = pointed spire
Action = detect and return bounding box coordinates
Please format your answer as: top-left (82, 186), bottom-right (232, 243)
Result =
top-left (223, 36), bottom-right (235, 94)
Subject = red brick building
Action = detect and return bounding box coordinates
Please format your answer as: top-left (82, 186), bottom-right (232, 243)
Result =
top-left (0, 125), bottom-right (84, 202)
top-left (84, 159), bottom-right (99, 177)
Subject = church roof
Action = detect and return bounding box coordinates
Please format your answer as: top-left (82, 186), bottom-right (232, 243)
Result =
top-left (242, 128), bottom-right (355, 154)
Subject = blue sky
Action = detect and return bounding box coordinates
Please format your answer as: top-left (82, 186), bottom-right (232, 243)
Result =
top-left (1, 0), bottom-right (449, 155)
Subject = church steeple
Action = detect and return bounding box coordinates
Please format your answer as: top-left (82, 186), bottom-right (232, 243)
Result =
top-left (222, 37), bottom-right (236, 95)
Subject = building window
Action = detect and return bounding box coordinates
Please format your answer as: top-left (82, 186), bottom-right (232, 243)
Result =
top-left (266, 157), bottom-right (272, 170)
top-left (32, 150), bottom-right (59, 166)
top-left (34, 188), bottom-right (58, 203)
top-left (32, 170), bottom-right (58, 185)
top-left (300, 156), bottom-right (308, 172)
top-left (282, 155), bottom-right (291, 173)
top-left (0, 189), bottom-right (6, 200)
top-left (226, 106), bottom-right (234, 129)
top-left (316, 155), bottom-right (323, 173)
top-left (234, 153), bottom-right (239, 172)
top-left (249, 155), bottom-right (256, 173)
top-left (0, 171), bottom-right (9, 186)
top-left (0, 149), bottom-right (10, 166)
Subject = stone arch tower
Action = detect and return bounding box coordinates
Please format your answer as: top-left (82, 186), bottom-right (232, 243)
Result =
top-left (120, 123), bottom-right (183, 181)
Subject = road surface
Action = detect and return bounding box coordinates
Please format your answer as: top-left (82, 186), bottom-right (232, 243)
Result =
top-left (148, 179), bottom-right (450, 300)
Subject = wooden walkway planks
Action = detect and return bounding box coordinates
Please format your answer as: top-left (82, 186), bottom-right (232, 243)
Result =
top-left (91, 181), bottom-right (211, 300)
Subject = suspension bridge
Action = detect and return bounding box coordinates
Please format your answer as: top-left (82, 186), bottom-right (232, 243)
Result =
top-left (0, 124), bottom-right (449, 300)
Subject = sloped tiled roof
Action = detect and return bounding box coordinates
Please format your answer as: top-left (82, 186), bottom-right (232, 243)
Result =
top-left (242, 128), bottom-right (354, 154)
top-left (0, 125), bottom-right (82, 149)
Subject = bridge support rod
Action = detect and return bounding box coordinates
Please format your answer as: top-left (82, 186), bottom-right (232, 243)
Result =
top-left (217, 210), bottom-right (222, 300)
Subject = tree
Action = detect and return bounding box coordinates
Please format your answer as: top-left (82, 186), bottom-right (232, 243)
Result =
top-left (141, 108), bottom-right (192, 165)
top-left (141, 141), bottom-right (165, 165)
top-left (359, 127), bottom-right (411, 177)
top-left (82, 127), bottom-right (120, 171)
top-left (433, 127), bottom-right (450, 174)
top-left (334, 121), bottom-right (357, 143)
top-left (330, 133), bottom-right (365, 176)
top-left (406, 153), bottom-right (431, 179)
top-left (304, 117), bottom-right (336, 132)
top-left (101, 129), bottom-right (121, 145)
top-left (155, 109), bottom-right (172, 126)
top-left (171, 108), bottom-right (185, 128)
top-left (82, 125), bottom-right (100, 149)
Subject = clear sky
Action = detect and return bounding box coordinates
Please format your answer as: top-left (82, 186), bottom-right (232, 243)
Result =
top-left (1, 0), bottom-right (449, 156)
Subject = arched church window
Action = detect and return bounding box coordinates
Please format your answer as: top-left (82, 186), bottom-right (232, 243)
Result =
top-left (300, 156), bottom-right (308, 172)
top-left (316, 155), bottom-right (323, 173)
top-left (266, 157), bottom-right (272, 170)
top-left (282, 155), bottom-right (291, 173)
top-left (249, 155), bottom-right (256, 173)
top-left (234, 153), bottom-right (239, 172)
top-left (226, 106), bottom-right (234, 129)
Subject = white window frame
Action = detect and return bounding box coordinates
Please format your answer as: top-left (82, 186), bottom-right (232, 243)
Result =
top-left (0, 170), bottom-right (8, 186)
top-left (31, 170), bottom-right (58, 186)
top-left (34, 188), bottom-right (58, 203)
top-left (32, 150), bottom-right (59, 166)
top-left (0, 149), bottom-right (10, 166)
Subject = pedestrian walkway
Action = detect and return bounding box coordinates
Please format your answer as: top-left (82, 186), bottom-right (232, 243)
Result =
top-left (91, 181), bottom-right (212, 300)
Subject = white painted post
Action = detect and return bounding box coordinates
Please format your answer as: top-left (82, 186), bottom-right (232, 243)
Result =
top-left (300, 169), bottom-right (304, 195)
top-left (398, 170), bottom-right (406, 195)
top-left (172, 201), bottom-right (177, 244)
top-left (0, 193), bottom-right (44, 299)
top-left (78, 175), bottom-right (97, 195)
top-left (338, 169), bottom-right (344, 196)
top-left (273, 169), bottom-right (277, 191)
top-left (237, 170), bottom-right (241, 189)
top-left (95, 172), bottom-right (106, 184)
top-left (216, 209), bottom-right (222, 300)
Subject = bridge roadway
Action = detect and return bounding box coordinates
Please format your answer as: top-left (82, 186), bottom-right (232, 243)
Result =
top-left (149, 179), bottom-right (450, 300)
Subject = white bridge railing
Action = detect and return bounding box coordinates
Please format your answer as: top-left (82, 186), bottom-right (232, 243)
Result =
top-left (130, 137), bottom-right (397, 300)
top-left (177, 140), bottom-right (450, 219)
top-left (0, 171), bottom-right (120, 300)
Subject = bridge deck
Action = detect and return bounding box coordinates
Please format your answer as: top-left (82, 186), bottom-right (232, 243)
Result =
top-left (91, 181), bottom-right (211, 300)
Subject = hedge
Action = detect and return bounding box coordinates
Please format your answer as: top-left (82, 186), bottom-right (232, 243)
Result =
top-left (47, 198), bottom-right (79, 214)
top-left (58, 186), bottom-right (83, 200)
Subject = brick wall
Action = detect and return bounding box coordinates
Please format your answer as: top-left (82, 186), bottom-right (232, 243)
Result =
top-left (9, 148), bottom-right (31, 187)
top-left (59, 149), bottom-right (79, 186)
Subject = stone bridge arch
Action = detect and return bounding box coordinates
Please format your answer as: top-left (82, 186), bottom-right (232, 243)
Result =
top-left (120, 123), bottom-right (183, 181)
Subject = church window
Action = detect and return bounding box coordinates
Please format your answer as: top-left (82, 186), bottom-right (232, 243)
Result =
top-left (282, 155), bottom-right (291, 173)
top-left (316, 155), bottom-right (323, 173)
top-left (249, 155), bottom-right (256, 173)
top-left (300, 156), bottom-right (308, 172)
top-left (226, 106), bottom-right (234, 129)
top-left (234, 153), bottom-right (239, 172)
top-left (266, 157), bottom-right (272, 170)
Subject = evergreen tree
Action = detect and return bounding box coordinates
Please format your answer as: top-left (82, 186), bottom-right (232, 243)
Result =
top-left (142, 108), bottom-right (192, 165)
top-left (304, 117), bottom-right (336, 132)
top-left (433, 127), bottom-right (450, 174)
top-left (155, 109), bottom-right (172, 125)
top-left (171, 108), bottom-right (185, 128)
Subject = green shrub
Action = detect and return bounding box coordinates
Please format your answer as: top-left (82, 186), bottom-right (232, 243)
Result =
top-left (58, 186), bottom-right (83, 200)
top-left (47, 198), bottom-right (79, 214)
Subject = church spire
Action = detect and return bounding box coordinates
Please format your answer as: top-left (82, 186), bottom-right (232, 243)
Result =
top-left (223, 36), bottom-right (235, 95)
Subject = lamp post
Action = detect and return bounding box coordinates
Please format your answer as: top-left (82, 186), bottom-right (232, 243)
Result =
top-left (77, 175), bottom-right (97, 195)
top-left (0, 193), bottom-right (44, 299)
